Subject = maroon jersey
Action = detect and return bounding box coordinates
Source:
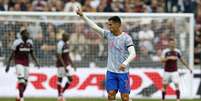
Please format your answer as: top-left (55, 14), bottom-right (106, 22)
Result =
top-left (56, 40), bottom-right (72, 67)
top-left (12, 39), bottom-right (33, 66)
top-left (161, 48), bottom-right (182, 72)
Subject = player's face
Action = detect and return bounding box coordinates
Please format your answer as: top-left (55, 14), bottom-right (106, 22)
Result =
top-left (21, 31), bottom-right (29, 40)
top-left (169, 40), bottom-right (176, 49)
top-left (107, 20), bottom-right (120, 34)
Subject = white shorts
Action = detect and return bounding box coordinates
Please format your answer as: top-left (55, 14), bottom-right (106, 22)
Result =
top-left (15, 64), bottom-right (29, 80)
top-left (163, 71), bottom-right (180, 84)
top-left (57, 65), bottom-right (72, 78)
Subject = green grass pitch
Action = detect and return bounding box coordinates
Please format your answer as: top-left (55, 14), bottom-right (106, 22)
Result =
top-left (0, 98), bottom-right (199, 101)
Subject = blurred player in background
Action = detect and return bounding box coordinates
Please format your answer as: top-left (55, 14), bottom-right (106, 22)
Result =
top-left (160, 37), bottom-right (192, 101)
top-left (77, 8), bottom-right (136, 101)
top-left (56, 33), bottom-right (75, 101)
top-left (5, 29), bottom-right (40, 101)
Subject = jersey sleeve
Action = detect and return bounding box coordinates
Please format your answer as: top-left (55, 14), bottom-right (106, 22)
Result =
top-left (125, 35), bottom-right (134, 48)
top-left (29, 39), bottom-right (33, 45)
top-left (11, 39), bottom-right (20, 50)
top-left (176, 49), bottom-right (182, 59)
top-left (57, 41), bottom-right (63, 54)
top-left (28, 39), bottom-right (34, 51)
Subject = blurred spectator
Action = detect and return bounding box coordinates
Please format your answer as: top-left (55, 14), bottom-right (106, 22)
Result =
top-left (194, 44), bottom-right (201, 64)
top-left (96, 0), bottom-right (107, 12)
top-left (0, 0), bottom-right (10, 11)
top-left (110, 0), bottom-right (124, 12)
top-left (194, 35), bottom-right (201, 64)
top-left (164, 0), bottom-right (183, 12)
top-left (69, 24), bottom-right (88, 61)
top-left (133, 0), bottom-right (145, 12)
top-left (89, 0), bottom-right (100, 9)
top-left (2, 30), bottom-right (15, 49)
top-left (96, 0), bottom-right (112, 12)
top-left (32, 0), bottom-right (48, 11)
top-left (27, 22), bottom-right (43, 40)
top-left (138, 19), bottom-right (154, 53)
top-left (194, 6), bottom-right (201, 64)
top-left (151, 49), bottom-right (162, 62)
top-left (139, 46), bottom-right (152, 61)
top-left (1, 29), bottom-right (15, 63)
top-left (183, 0), bottom-right (195, 13)
top-left (154, 32), bottom-right (169, 51)
top-left (40, 23), bottom-right (56, 52)
top-left (16, 22), bottom-right (29, 38)
top-left (195, 5), bottom-right (201, 26)
top-left (39, 23), bottom-right (57, 62)
top-left (82, 0), bottom-right (96, 12)
top-left (0, 40), bottom-right (2, 59)
top-left (17, 0), bottom-right (29, 11)
top-left (124, 0), bottom-right (133, 12)
top-left (12, 2), bottom-right (21, 11)
top-left (0, 0), bottom-right (200, 66)
top-left (48, 0), bottom-right (64, 11)
top-left (64, 0), bottom-right (81, 12)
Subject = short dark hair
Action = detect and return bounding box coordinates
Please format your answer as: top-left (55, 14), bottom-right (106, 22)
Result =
top-left (108, 16), bottom-right (121, 24)
top-left (20, 29), bottom-right (28, 35)
top-left (168, 37), bottom-right (176, 41)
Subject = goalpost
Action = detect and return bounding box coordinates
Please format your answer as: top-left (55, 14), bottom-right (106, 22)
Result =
top-left (0, 12), bottom-right (194, 99)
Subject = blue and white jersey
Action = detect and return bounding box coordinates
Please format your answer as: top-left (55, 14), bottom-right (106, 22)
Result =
top-left (103, 31), bottom-right (134, 73)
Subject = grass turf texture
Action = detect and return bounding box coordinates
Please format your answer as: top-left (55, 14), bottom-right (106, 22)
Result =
top-left (0, 98), bottom-right (199, 101)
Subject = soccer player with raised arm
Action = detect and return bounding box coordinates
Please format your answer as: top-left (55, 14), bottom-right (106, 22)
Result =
top-left (56, 33), bottom-right (75, 101)
top-left (77, 8), bottom-right (136, 101)
top-left (160, 38), bottom-right (192, 101)
top-left (5, 29), bottom-right (40, 101)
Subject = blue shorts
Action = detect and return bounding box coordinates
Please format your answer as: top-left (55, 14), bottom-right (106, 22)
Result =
top-left (106, 71), bottom-right (130, 94)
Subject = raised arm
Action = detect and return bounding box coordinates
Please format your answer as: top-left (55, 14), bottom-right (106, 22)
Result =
top-left (76, 8), bottom-right (105, 38)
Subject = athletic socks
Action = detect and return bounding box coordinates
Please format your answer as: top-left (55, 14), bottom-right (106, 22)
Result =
top-left (62, 82), bottom-right (70, 93)
top-left (176, 90), bottom-right (180, 99)
top-left (162, 91), bottom-right (166, 100)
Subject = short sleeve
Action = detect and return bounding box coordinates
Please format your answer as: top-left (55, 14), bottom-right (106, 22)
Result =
top-left (176, 49), bottom-right (182, 59)
top-left (11, 39), bottom-right (20, 50)
top-left (125, 35), bottom-right (134, 48)
top-left (28, 39), bottom-right (34, 50)
top-left (57, 41), bottom-right (64, 54)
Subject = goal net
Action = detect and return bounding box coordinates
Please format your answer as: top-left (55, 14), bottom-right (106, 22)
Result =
top-left (0, 12), bottom-right (194, 98)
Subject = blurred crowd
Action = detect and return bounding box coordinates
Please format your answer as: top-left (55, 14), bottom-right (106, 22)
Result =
top-left (0, 0), bottom-right (200, 67)
top-left (0, 0), bottom-right (200, 13)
